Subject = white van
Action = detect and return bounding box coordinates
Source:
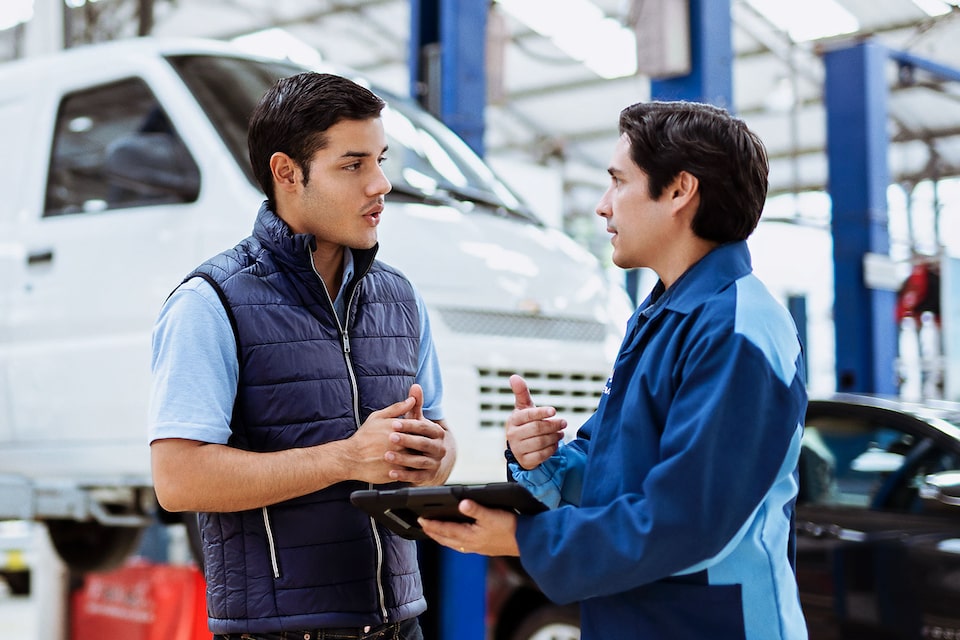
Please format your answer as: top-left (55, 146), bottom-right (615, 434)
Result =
top-left (0, 37), bottom-right (629, 585)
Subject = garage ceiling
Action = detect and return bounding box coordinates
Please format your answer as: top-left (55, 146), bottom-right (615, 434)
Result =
top-left (4, 0), bottom-right (960, 229)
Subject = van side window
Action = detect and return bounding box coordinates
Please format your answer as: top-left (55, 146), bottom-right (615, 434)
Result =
top-left (44, 78), bottom-right (200, 217)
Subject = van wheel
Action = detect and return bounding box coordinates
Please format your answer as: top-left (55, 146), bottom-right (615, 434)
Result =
top-left (45, 520), bottom-right (144, 573)
top-left (510, 604), bottom-right (580, 640)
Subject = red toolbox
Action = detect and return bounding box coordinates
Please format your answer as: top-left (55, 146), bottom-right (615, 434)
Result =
top-left (71, 559), bottom-right (208, 640)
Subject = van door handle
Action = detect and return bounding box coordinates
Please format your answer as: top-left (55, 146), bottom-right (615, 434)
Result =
top-left (27, 249), bottom-right (54, 265)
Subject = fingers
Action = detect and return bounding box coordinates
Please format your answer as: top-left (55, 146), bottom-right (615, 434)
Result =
top-left (510, 374), bottom-right (535, 410)
top-left (353, 388), bottom-right (448, 484)
top-left (406, 383), bottom-right (425, 420)
top-left (504, 374), bottom-right (567, 469)
top-left (506, 374), bottom-right (566, 431)
top-left (386, 430), bottom-right (444, 463)
top-left (506, 411), bottom-right (566, 470)
top-left (418, 500), bottom-right (521, 557)
top-left (510, 434), bottom-right (563, 469)
top-left (371, 394), bottom-right (416, 421)
top-left (506, 405), bottom-right (563, 430)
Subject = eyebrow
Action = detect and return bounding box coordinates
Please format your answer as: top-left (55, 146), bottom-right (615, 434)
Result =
top-left (341, 145), bottom-right (389, 159)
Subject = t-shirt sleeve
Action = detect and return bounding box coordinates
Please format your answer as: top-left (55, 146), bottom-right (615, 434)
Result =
top-left (147, 277), bottom-right (238, 445)
top-left (414, 288), bottom-right (444, 421)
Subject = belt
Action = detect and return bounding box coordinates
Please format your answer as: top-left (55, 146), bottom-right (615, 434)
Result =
top-left (215, 621), bottom-right (402, 640)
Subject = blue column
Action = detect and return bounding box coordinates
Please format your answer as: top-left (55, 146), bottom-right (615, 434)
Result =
top-left (787, 295), bottom-right (809, 384)
top-left (649, 0), bottom-right (733, 109)
top-left (642, 0), bottom-right (732, 302)
top-left (409, 0), bottom-right (487, 155)
top-left (437, 548), bottom-right (487, 640)
top-left (409, 5), bottom-right (489, 637)
top-left (824, 42), bottom-right (897, 394)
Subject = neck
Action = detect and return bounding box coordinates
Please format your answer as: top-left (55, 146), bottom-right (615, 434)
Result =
top-left (312, 247), bottom-right (345, 301)
top-left (657, 238), bottom-right (719, 289)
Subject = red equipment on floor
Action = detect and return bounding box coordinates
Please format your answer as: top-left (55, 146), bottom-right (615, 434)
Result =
top-left (70, 559), bottom-right (208, 640)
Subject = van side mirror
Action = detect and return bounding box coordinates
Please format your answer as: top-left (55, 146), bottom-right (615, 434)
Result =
top-left (103, 132), bottom-right (200, 205)
top-left (920, 471), bottom-right (960, 510)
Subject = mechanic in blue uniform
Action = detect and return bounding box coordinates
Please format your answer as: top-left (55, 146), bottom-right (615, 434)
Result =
top-left (421, 101), bottom-right (809, 639)
top-left (149, 72), bottom-right (455, 639)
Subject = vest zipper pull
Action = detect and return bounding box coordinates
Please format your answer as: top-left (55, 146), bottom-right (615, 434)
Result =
top-left (342, 332), bottom-right (350, 353)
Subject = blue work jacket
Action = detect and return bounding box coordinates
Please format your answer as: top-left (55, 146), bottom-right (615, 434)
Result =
top-left (515, 241), bottom-right (809, 640)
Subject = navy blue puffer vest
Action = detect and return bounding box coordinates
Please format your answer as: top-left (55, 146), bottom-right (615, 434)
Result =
top-left (190, 204), bottom-right (425, 634)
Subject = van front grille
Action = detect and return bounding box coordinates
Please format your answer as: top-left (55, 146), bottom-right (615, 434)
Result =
top-left (477, 368), bottom-right (607, 429)
top-left (439, 308), bottom-right (607, 343)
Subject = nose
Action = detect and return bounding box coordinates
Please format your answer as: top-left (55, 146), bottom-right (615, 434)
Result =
top-left (370, 165), bottom-right (391, 196)
top-left (595, 187), bottom-right (612, 219)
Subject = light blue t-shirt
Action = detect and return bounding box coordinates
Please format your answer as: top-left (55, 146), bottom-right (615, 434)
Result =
top-left (148, 252), bottom-right (444, 444)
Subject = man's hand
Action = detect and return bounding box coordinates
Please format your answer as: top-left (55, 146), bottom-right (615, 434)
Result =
top-left (343, 392), bottom-right (427, 484)
top-left (418, 500), bottom-right (520, 557)
top-left (383, 383), bottom-right (454, 485)
top-left (343, 383), bottom-right (453, 486)
top-left (506, 374), bottom-right (567, 470)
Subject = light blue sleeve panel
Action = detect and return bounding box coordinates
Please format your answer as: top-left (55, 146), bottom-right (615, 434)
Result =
top-left (734, 274), bottom-right (802, 386)
top-left (148, 277), bottom-right (238, 445)
top-left (414, 290), bottom-right (444, 421)
top-left (510, 441), bottom-right (588, 508)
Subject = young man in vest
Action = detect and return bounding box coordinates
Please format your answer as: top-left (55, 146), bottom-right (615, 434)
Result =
top-left (421, 101), bottom-right (809, 639)
top-left (149, 72), bottom-right (455, 640)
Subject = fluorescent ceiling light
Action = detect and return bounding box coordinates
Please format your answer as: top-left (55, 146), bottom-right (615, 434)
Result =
top-left (744, 0), bottom-right (859, 42)
top-left (0, 0), bottom-right (32, 30)
top-left (232, 28), bottom-right (324, 68)
top-left (911, 0), bottom-right (953, 16)
top-left (496, 0), bottom-right (637, 79)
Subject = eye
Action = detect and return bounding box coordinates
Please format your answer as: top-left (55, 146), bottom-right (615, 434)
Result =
top-left (344, 162), bottom-right (361, 172)
top-left (378, 156), bottom-right (387, 165)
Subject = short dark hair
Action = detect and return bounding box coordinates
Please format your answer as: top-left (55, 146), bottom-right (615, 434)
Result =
top-left (618, 101), bottom-right (769, 242)
top-left (247, 72), bottom-right (386, 207)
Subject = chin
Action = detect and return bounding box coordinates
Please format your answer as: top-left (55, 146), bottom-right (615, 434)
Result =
top-left (353, 235), bottom-right (379, 250)
top-left (611, 253), bottom-right (637, 270)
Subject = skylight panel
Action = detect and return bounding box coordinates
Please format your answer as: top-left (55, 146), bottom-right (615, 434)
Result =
top-left (744, 0), bottom-right (859, 42)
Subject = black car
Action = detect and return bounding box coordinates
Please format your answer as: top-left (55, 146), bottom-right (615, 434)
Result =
top-left (798, 393), bottom-right (960, 639)
top-left (488, 393), bottom-right (960, 640)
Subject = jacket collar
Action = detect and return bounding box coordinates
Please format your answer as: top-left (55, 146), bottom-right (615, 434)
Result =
top-left (251, 201), bottom-right (380, 283)
top-left (645, 240), bottom-right (753, 315)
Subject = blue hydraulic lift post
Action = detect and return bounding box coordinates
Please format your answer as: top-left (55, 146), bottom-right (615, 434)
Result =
top-left (409, 2), bottom-right (489, 639)
top-left (648, 0), bottom-right (733, 108)
top-left (629, 0), bottom-right (742, 310)
top-left (823, 42), bottom-right (898, 395)
top-left (409, 0), bottom-right (487, 155)
top-left (645, 0), bottom-right (814, 352)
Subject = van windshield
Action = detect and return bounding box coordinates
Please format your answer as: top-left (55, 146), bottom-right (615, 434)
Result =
top-left (166, 53), bottom-right (536, 222)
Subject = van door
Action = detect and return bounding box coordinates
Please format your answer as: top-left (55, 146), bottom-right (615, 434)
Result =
top-left (4, 76), bottom-right (206, 476)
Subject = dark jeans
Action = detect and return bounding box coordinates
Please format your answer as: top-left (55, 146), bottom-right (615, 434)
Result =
top-left (213, 617), bottom-right (423, 640)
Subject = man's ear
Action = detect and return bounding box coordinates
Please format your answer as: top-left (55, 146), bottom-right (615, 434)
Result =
top-left (270, 152), bottom-right (300, 193)
top-left (669, 171), bottom-right (699, 213)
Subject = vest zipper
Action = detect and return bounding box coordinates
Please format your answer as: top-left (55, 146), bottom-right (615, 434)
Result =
top-left (311, 253), bottom-right (389, 622)
top-left (262, 507), bottom-right (281, 578)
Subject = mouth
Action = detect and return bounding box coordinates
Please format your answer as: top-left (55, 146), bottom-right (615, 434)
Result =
top-left (363, 205), bottom-right (383, 225)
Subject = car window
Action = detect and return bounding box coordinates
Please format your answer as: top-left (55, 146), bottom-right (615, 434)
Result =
top-left (44, 78), bottom-right (199, 217)
top-left (801, 414), bottom-right (960, 512)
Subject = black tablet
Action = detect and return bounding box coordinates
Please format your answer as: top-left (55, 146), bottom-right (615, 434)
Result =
top-left (350, 482), bottom-right (548, 540)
